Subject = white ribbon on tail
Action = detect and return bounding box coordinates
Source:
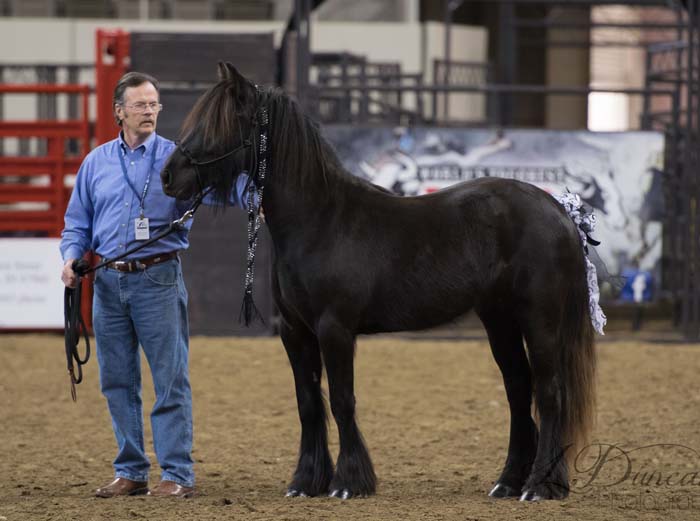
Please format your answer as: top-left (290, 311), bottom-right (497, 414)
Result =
top-left (553, 192), bottom-right (607, 335)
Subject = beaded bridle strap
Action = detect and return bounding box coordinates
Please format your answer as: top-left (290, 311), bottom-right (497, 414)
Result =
top-left (240, 105), bottom-right (269, 326)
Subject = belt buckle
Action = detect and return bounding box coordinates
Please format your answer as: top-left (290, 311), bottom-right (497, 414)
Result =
top-left (112, 260), bottom-right (128, 271)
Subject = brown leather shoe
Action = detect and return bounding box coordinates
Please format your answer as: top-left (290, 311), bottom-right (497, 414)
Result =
top-left (147, 480), bottom-right (194, 498)
top-left (95, 477), bottom-right (149, 498)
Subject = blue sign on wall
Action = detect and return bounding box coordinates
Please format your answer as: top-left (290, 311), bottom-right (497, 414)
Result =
top-left (620, 269), bottom-right (653, 303)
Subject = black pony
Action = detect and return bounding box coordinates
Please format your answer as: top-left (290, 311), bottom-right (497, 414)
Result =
top-left (162, 62), bottom-right (596, 501)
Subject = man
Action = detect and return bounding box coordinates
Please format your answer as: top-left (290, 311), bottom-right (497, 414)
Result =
top-left (60, 71), bottom-right (248, 498)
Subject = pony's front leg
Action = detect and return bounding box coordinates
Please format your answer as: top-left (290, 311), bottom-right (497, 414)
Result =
top-left (317, 314), bottom-right (376, 499)
top-left (280, 320), bottom-right (334, 497)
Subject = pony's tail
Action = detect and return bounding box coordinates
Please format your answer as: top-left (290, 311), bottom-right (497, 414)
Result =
top-left (557, 268), bottom-right (597, 463)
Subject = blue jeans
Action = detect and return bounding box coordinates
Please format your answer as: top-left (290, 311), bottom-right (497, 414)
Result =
top-left (93, 258), bottom-right (194, 487)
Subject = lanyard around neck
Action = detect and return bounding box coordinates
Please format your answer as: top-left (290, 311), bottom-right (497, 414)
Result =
top-left (119, 138), bottom-right (159, 217)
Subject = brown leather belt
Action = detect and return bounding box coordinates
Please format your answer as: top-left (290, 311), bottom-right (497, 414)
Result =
top-left (106, 251), bottom-right (179, 272)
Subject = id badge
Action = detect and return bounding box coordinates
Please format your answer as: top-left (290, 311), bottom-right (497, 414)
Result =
top-left (134, 217), bottom-right (150, 240)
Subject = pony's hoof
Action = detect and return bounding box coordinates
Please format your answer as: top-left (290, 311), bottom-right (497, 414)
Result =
top-left (520, 480), bottom-right (569, 500)
top-left (519, 490), bottom-right (543, 502)
top-left (285, 488), bottom-right (309, 498)
top-left (329, 489), bottom-right (353, 500)
top-left (488, 483), bottom-right (520, 498)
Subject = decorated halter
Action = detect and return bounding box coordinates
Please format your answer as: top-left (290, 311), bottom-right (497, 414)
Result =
top-left (177, 135), bottom-right (252, 196)
top-left (177, 92), bottom-right (269, 327)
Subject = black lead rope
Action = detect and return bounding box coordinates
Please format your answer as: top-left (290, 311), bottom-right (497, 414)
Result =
top-left (63, 187), bottom-right (213, 401)
top-left (64, 258), bottom-right (91, 402)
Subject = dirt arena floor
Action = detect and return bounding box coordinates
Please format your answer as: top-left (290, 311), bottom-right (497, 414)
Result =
top-left (2, 331), bottom-right (700, 521)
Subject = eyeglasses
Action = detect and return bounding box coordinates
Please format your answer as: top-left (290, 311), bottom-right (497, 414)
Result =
top-left (122, 102), bottom-right (163, 113)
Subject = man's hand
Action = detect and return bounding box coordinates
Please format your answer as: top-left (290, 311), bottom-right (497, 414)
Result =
top-left (62, 259), bottom-right (78, 288)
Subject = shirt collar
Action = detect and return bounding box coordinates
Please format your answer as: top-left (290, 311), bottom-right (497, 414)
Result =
top-left (119, 131), bottom-right (157, 155)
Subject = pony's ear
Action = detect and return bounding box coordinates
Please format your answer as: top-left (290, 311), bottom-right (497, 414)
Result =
top-left (217, 61), bottom-right (231, 81)
top-left (217, 61), bottom-right (232, 81)
top-left (224, 62), bottom-right (247, 85)
top-left (217, 61), bottom-right (248, 87)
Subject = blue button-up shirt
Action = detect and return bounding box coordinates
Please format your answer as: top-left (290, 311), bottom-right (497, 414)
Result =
top-left (60, 132), bottom-right (251, 262)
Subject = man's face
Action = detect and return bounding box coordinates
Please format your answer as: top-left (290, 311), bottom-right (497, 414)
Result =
top-left (115, 82), bottom-right (160, 139)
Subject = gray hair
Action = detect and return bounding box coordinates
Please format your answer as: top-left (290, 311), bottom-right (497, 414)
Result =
top-left (113, 71), bottom-right (160, 126)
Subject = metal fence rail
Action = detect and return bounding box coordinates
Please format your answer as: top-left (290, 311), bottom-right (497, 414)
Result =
top-left (642, 3), bottom-right (700, 339)
top-left (0, 83), bottom-right (90, 236)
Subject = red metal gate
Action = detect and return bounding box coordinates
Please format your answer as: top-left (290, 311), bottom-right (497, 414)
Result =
top-left (0, 29), bottom-right (129, 331)
top-left (0, 84), bottom-right (90, 236)
top-left (95, 29), bottom-right (130, 145)
top-left (0, 84), bottom-right (91, 330)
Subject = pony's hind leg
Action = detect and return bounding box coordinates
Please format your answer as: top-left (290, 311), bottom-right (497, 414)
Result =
top-left (280, 318), bottom-right (334, 497)
top-left (317, 314), bottom-right (376, 499)
top-left (480, 312), bottom-right (538, 499)
top-left (520, 327), bottom-right (570, 501)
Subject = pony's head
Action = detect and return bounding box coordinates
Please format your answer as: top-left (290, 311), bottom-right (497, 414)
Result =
top-left (161, 61), bottom-right (259, 202)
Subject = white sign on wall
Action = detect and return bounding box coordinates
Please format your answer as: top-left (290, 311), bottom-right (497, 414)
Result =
top-left (0, 238), bottom-right (64, 328)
